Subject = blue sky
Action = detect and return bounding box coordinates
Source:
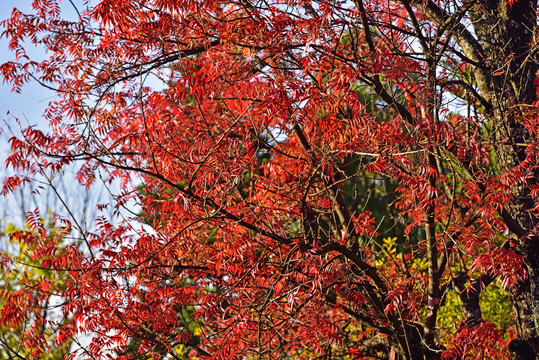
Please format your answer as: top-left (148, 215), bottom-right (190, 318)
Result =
top-left (1, 1), bottom-right (56, 138)
top-left (0, 1), bottom-right (116, 231)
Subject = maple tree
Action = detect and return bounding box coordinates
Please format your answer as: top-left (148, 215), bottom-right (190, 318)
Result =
top-left (3, 0), bottom-right (539, 358)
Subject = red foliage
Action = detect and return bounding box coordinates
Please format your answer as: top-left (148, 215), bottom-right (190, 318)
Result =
top-left (442, 321), bottom-right (511, 360)
top-left (1, 0), bottom-right (538, 359)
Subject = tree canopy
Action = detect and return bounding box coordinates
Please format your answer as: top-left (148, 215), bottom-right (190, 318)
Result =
top-left (2, 0), bottom-right (539, 359)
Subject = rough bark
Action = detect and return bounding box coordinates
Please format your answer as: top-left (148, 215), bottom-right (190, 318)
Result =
top-left (508, 277), bottom-right (536, 341)
top-left (469, 0), bottom-right (539, 344)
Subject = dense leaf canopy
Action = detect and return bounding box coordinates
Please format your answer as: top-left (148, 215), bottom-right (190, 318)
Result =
top-left (2, 0), bottom-right (539, 359)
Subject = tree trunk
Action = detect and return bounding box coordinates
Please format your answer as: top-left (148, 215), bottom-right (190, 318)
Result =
top-left (470, 0), bottom-right (539, 345)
